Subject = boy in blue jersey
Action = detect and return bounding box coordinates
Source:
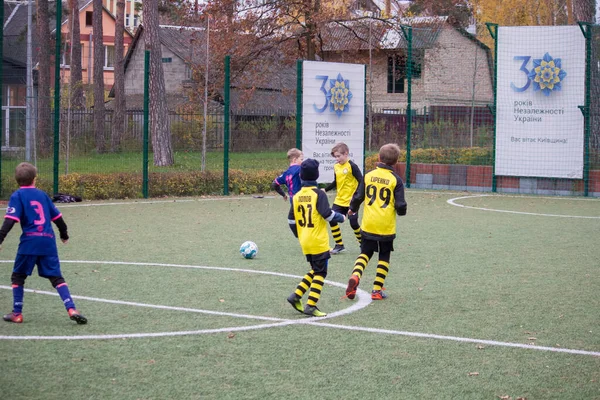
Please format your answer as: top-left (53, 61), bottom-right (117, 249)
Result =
top-left (271, 148), bottom-right (303, 236)
top-left (0, 162), bottom-right (87, 324)
top-left (286, 159), bottom-right (346, 317)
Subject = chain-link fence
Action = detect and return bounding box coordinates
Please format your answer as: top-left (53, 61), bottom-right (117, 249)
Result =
top-left (2, 17), bottom-right (599, 199)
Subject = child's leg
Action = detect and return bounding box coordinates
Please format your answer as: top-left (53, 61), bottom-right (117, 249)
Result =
top-left (329, 220), bottom-right (344, 247)
top-left (348, 213), bottom-right (361, 244)
top-left (10, 272), bottom-right (27, 314)
top-left (287, 269), bottom-right (314, 313)
top-left (329, 205), bottom-right (346, 248)
top-left (291, 270), bottom-right (314, 299)
top-left (5, 255), bottom-right (36, 321)
top-left (304, 258), bottom-right (328, 316)
top-left (287, 205), bottom-right (298, 237)
top-left (372, 241), bottom-right (393, 293)
top-left (345, 241), bottom-right (376, 299)
top-left (48, 276), bottom-right (76, 310)
top-left (41, 256), bottom-right (87, 324)
top-left (305, 261), bottom-right (327, 308)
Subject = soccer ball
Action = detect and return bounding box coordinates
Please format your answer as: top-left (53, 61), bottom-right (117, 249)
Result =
top-left (240, 241), bottom-right (258, 259)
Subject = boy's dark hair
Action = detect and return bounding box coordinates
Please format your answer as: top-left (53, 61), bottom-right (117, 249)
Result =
top-left (331, 142), bottom-right (349, 156)
top-left (287, 148), bottom-right (302, 162)
top-left (379, 144), bottom-right (401, 166)
top-left (15, 162), bottom-right (37, 186)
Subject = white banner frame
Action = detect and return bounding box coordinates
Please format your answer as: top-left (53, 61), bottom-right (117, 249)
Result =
top-left (495, 26), bottom-right (585, 179)
top-left (302, 61), bottom-right (365, 183)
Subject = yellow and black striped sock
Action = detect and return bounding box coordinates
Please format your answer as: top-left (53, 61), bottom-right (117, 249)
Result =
top-left (373, 261), bottom-right (389, 291)
top-left (353, 227), bottom-right (362, 243)
top-left (293, 270), bottom-right (314, 298)
top-left (331, 224), bottom-right (343, 246)
top-left (306, 274), bottom-right (325, 307)
top-left (352, 254), bottom-right (369, 278)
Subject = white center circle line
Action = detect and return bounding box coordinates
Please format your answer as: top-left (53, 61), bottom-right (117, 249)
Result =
top-left (0, 260), bottom-right (372, 340)
top-left (447, 194), bottom-right (600, 219)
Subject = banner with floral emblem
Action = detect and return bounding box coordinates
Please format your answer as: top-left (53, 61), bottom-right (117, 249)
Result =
top-left (302, 61), bottom-right (365, 183)
top-left (495, 26), bottom-right (585, 179)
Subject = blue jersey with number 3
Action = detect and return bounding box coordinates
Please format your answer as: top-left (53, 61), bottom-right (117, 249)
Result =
top-left (5, 186), bottom-right (62, 255)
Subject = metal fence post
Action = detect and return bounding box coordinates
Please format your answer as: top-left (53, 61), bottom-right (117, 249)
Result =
top-left (53, 0), bottom-right (62, 195)
top-left (578, 22), bottom-right (592, 197)
top-left (223, 55), bottom-right (230, 195)
top-left (486, 22), bottom-right (498, 192)
top-left (296, 59), bottom-right (302, 150)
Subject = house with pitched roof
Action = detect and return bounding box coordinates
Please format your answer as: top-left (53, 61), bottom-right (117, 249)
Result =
top-left (57, 0), bottom-right (134, 88)
top-left (112, 24), bottom-right (297, 115)
top-left (320, 17), bottom-right (494, 113)
top-left (2, 0), bottom-right (134, 151)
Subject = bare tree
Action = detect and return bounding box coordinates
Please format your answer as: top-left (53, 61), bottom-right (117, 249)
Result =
top-left (112, 0), bottom-right (126, 152)
top-left (93, 0), bottom-right (106, 153)
top-left (68, 0), bottom-right (85, 110)
top-left (36, 0), bottom-right (52, 156)
top-left (573, 0), bottom-right (596, 22)
top-left (144, 0), bottom-right (174, 166)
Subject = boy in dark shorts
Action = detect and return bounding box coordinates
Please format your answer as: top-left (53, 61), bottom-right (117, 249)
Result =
top-left (345, 144), bottom-right (407, 300)
top-left (1, 162), bottom-right (87, 324)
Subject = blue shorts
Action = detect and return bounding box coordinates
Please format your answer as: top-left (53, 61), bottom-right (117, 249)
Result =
top-left (13, 254), bottom-right (62, 278)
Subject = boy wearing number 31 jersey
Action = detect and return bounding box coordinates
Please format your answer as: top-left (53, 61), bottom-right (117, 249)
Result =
top-left (286, 159), bottom-right (345, 317)
top-left (345, 144), bottom-right (407, 301)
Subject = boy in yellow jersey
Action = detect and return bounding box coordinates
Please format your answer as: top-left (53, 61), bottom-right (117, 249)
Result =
top-left (287, 159), bottom-right (346, 317)
top-left (345, 143), bottom-right (407, 301)
top-left (322, 142), bottom-right (363, 254)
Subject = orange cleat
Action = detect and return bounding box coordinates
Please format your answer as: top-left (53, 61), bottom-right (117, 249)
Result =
top-left (371, 290), bottom-right (388, 300)
top-left (345, 275), bottom-right (360, 300)
top-left (3, 312), bottom-right (23, 323)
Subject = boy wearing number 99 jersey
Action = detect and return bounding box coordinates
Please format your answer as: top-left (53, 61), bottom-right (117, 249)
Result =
top-left (345, 143), bottom-right (407, 301)
top-left (287, 159), bottom-right (345, 317)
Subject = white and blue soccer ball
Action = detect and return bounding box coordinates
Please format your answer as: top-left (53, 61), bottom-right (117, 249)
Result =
top-left (240, 241), bottom-right (258, 259)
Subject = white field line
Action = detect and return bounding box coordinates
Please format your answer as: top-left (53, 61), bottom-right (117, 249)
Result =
top-left (1, 191), bottom-right (594, 211)
top-left (447, 194), bottom-right (600, 219)
top-left (0, 261), bottom-right (598, 357)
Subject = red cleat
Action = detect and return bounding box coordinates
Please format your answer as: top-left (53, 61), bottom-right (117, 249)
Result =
top-left (3, 312), bottom-right (23, 323)
top-left (371, 290), bottom-right (388, 300)
top-left (345, 275), bottom-right (360, 300)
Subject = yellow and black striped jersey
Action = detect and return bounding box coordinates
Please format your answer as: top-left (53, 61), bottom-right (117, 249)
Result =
top-left (329, 160), bottom-right (362, 207)
top-left (293, 185), bottom-right (340, 255)
top-left (350, 164), bottom-right (407, 241)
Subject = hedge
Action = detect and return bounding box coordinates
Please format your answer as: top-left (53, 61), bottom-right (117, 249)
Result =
top-left (1, 147), bottom-right (494, 200)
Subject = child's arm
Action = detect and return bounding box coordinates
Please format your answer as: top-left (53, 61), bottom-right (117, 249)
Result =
top-left (349, 179), bottom-right (366, 215)
top-left (394, 181), bottom-right (407, 216)
top-left (315, 190), bottom-right (345, 223)
top-left (350, 161), bottom-right (363, 183)
top-left (270, 181), bottom-right (288, 201)
top-left (0, 218), bottom-right (16, 248)
top-left (53, 217), bottom-right (70, 243)
top-left (322, 176), bottom-right (336, 192)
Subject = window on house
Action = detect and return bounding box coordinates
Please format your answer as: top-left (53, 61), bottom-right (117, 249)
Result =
top-left (104, 45), bottom-right (115, 69)
top-left (60, 43), bottom-right (71, 66)
top-left (85, 11), bottom-right (93, 26)
top-left (133, 14), bottom-right (139, 27)
top-left (162, 57), bottom-right (172, 63)
top-left (410, 49), bottom-right (424, 79)
top-left (125, 14), bottom-right (130, 26)
top-left (387, 54), bottom-right (405, 94)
